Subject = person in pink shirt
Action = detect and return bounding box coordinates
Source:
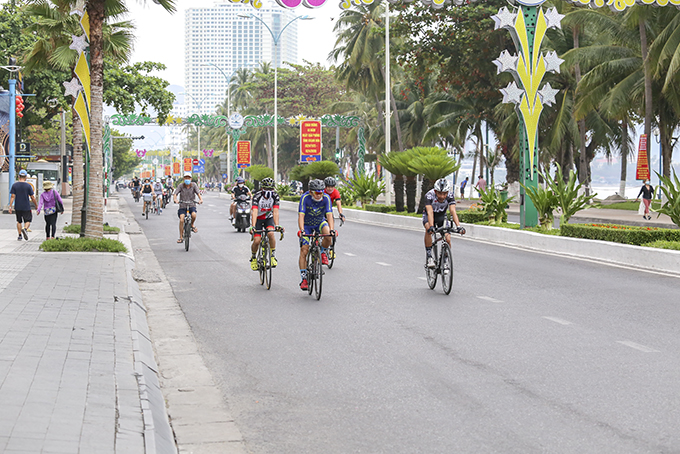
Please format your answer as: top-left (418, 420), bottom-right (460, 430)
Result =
top-left (474, 175), bottom-right (487, 196)
top-left (36, 181), bottom-right (64, 239)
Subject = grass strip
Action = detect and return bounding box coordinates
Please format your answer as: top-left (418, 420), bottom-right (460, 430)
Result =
top-left (40, 237), bottom-right (127, 253)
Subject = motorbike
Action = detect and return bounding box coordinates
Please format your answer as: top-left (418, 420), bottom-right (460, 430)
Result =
top-left (233, 194), bottom-right (251, 233)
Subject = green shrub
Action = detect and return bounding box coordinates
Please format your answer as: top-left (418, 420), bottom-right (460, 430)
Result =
top-left (338, 185), bottom-right (356, 206)
top-left (245, 165), bottom-right (274, 182)
top-left (63, 224), bottom-right (120, 234)
top-left (657, 170), bottom-right (680, 227)
top-left (457, 209), bottom-right (488, 224)
top-left (641, 240), bottom-right (680, 250)
top-left (522, 183), bottom-right (558, 230)
top-left (276, 183), bottom-right (291, 196)
top-left (479, 186), bottom-right (515, 224)
top-left (40, 237), bottom-right (128, 253)
top-left (281, 195), bottom-right (301, 202)
top-left (365, 204), bottom-right (396, 213)
top-left (560, 223), bottom-right (680, 246)
top-left (348, 173), bottom-right (385, 205)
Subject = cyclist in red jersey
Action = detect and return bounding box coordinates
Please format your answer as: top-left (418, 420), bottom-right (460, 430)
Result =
top-left (323, 177), bottom-right (345, 223)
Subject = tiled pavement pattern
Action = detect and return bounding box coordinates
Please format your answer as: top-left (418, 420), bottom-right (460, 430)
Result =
top-left (0, 253), bottom-right (145, 453)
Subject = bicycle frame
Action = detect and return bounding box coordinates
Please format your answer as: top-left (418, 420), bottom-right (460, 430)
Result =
top-left (425, 222), bottom-right (459, 295)
top-left (251, 228), bottom-right (284, 290)
top-left (302, 231), bottom-right (335, 300)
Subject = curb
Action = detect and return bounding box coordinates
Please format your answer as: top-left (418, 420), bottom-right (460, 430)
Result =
top-left (279, 201), bottom-right (680, 277)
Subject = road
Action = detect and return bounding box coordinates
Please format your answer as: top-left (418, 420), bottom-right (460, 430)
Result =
top-left (128, 191), bottom-right (680, 454)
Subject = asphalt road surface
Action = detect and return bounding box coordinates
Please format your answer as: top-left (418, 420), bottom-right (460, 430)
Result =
top-left (130, 191), bottom-right (680, 454)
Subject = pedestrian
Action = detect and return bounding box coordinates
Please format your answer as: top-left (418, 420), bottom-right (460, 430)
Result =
top-left (459, 177), bottom-right (469, 200)
top-left (9, 169), bottom-right (39, 241)
top-left (36, 181), bottom-right (64, 239)
top-left (635, 179), bottom-right (655, 220)
top-left (474, 175), bottom-right (487, 196)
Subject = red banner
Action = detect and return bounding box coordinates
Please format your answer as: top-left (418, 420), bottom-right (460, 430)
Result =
top-left (173, 162), bottom-right (181, 176)
top-left (636, 134), bottom-right (650, 180)
top-left (183, 158), bottom-right (192, 173)
top-left (165, 165), bottom-right (172, 176)
top-left (237, 141), bottom-right (251, 169)
top-left (300, 120), bottom-right (321, 162)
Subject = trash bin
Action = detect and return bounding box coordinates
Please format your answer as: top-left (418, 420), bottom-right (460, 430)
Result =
top-left (500, 190), bottom-right (508, 208)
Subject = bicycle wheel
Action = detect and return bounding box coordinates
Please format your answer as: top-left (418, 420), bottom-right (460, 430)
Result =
top-left (327, 236), bottom-right (336, 269)
top-left (145, 204), bottom-right (149, 220)
top-left (306, 249), bottom-right (315, 296)
top-left (257, 246), bottom-right (265, 285)
top-left (440, 242), bottom-right (454, 295)
top-left (425, 244), bottom-right (438, 290)
top-left (314, 247), bottom-right (323, 300)
top-left (184, 219), bottom-right (191, 251)
top-left (264, 242), bottom-right (272, 290)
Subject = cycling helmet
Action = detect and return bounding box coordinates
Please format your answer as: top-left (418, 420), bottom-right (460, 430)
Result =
top-left (309, 179), bottom-right (325, 192)
top-left (433, 178), bottom-right (451, 193)
top-left (324, 176), bottom-right (336, 187)
top-left (236, 177), bottom-right (245, 184)
top-left (261, 177), bottom-right (275, 189)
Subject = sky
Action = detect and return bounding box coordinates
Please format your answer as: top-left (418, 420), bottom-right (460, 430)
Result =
top-left (124, 0), bottom-right (341, 88)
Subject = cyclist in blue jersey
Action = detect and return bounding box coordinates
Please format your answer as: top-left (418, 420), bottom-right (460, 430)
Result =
top-left (297, 179), bottom-right (334, 290)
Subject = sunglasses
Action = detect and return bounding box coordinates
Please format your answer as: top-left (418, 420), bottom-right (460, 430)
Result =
top-left (312, 190), bottom-right (324, 194)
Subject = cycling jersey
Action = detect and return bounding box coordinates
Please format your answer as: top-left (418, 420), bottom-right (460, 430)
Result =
top-left (325, 188), bottom-right (341, 204)
top-left (252, 190), bottom-right (280, 220)
top-left (299, 192), bottom-right (332, 227)
top-left (422, 189), bottom-right (455, 224)
top-left (153, 183), bottom-right (163, 194)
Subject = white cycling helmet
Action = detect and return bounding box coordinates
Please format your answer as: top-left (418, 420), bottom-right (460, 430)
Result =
top-left (433, 178), bottom-right (451, 193)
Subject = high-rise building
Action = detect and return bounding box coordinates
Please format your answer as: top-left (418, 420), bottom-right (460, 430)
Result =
top-left (184, 1), bottom-right (300, 116)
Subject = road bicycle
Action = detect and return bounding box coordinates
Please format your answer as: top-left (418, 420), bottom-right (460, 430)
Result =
top-left (251, 227), bottom-right (284, 290)
top-left (303, 230), bottom-right (335, 300)
top-left (326, 215), bottom-right (344, 269)
top-left (425, 222), bottom-right (465, 295)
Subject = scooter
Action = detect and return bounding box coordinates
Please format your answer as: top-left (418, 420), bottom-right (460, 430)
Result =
top-left (233, 194), bottom-right (251, 233)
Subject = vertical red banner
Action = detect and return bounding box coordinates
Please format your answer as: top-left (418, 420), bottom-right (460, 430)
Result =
top-left (237, 141), bottom-right (251, 168)
top-left (165, 165), bottom-right (171, 176)
top-left (636, 134), bottom-right (650, 180)
top-left (183, 158), bottom-right (192, 173)
top-left (300, 120), bottom-right (322, 162)
top-left (173, 162), bottom-right (181, 175)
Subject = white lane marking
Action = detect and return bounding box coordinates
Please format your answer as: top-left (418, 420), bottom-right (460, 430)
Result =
top-left (376, 262), bottom-right (392, 267)
top-left (477, 296), bottom-right (503, 303)
top-left (207, 204), bottom-right (216, 207)
top-left (344, 252), bottom-right (356, 257)
top-left (616, 341), bottom-right (660, 353)
top-left (542, 316), bottom-right (573, 326)
top-left (417, 277), bottom-right (427, 281)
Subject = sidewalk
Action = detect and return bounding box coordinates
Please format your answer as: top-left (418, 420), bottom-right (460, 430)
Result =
top-left (0, 195), bottom-right (175, 453)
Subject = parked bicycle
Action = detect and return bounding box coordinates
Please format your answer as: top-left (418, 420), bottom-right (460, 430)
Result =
top-left (250, 227), bottom-right (284, 290)
top-left (425, 221), bottom-right (465, 295)
top-left (303, 230), bottom-right (335, 300)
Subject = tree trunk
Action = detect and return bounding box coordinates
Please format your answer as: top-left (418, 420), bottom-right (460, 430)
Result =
top-left (417, 178), bottom-right (432, 214)
top-left (393, 174), bottom-right (404, 211)
top-left (85, 0), bottom-right (104, 239)
top-left (619, 120), bottom-right (628, 197)
top-left (574, 26), bottom-right (590, 195)
top-left (405, 175), bottom-right (417, 213)
top-left (71, 112), bottom-right (83, 226)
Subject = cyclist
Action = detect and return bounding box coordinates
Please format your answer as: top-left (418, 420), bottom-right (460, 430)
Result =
top-left (230, 177), bottom-right (252, 224)
top-left (164, 177), bottom-right (174, 206)
top-left (297, 179), bottom-right (334, 291)
top-left (153, 178), bottom-right (164, 213)
top-left (423, 178), bottom-right (465, 268)
top-left (130, 176), bottom-right (141, 200)
top-left (173, 173), bottom-right (203, 243)
top-left (141, 178), bottom-right (155, 215)
top-left (249, 177), bottom-right (284, 270)
top-left (323, 176), bottom-right (346, 224)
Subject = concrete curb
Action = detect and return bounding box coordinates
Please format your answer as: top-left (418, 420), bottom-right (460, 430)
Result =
top-left (279, 201), bottom-right (680, 276)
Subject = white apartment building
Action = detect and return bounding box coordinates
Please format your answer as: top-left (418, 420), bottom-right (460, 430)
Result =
top-left (184, 1), bottom-right (300, 116)
top-left (165, 101), bottom-right (188, 153)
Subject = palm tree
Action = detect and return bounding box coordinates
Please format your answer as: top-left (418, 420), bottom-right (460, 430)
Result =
top-left (85, 0), bottom-right (174, 238)
top-left (23, 0), bottom-right (134, 229)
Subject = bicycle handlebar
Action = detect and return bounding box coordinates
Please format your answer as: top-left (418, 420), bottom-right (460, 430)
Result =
top-left (250, 227), bottom-right (285, 240)
top-left (433, 224), bottom-right (465, 235)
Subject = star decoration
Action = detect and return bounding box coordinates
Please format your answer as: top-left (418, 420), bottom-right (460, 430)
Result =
top-left (63, 77), bottom-right (82, 98)
top-left (492, 50), bottom-right (519, 75)
top-left (543, 51), bottom-right (564, 73)
top-left (70, 34), bottom-right (89, 53)
top-left (538, 83), bottom-right (560, 106)
top-left (544, 7), bottom-right (565, 29)
top-left (491, 7), bottom-right (516, 31)
top-left (70, 0), bottom-right (85, 16)
top-left (500, 81), bottom-right (524, 105)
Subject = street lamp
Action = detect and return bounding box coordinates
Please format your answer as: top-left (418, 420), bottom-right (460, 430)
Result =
top-left (201, 63), bottom-right (244, 184)
top-left (180, 92), bottom-right (209, 158)
top-left (653, 127), bottom-right (662, 199)
top-left (238, 12), bottom-right (313, 183)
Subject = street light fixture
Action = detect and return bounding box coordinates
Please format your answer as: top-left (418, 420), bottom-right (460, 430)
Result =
top-left (237, 12), bottom-right (313, 183)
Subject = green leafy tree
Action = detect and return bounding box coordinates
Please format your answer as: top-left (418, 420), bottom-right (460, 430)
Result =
top-left (110, 128), bottom-right (139, 178)
top-left (408, 146), bottom-right (460, 213)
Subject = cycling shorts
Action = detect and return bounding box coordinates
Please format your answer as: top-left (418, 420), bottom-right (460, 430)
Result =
top-left (422, 212), bottom-right (447, 228)
top-left (177, 207), bottom-right (197, 218)
top-left (299, 221), bottom-right (329, 247)
top-left (253, 218), bottom-right (276, 238)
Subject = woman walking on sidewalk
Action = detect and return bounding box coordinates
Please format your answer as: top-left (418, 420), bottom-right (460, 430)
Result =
top-left (36, 181), bottom-right (64, 239)
top-left (635, 180), bottom-right (655, 220)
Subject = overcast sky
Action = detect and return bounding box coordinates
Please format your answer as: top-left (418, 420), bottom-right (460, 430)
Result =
top-left (125, 0), bottom-right (340, 88)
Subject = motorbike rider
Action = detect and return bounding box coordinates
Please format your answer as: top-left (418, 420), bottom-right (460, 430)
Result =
top-left (230, 177), bottom-right (252, 224)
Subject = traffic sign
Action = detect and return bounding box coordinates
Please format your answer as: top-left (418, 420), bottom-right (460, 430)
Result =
top-left (192, 158), bottom-right (199, 166)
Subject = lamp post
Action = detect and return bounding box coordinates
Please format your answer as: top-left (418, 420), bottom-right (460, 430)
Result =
top-left (181, 92), bottom-right (208, 158)
top-left (653, 127), bottom-right (662, 199)
top-left (239, 13), bottom-right (313, 184)
top-left (202, 63), bottom-right (242, 184)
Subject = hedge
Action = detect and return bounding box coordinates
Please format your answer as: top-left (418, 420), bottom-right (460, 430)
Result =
top-left (365, 204), bottom-right (396, 213)
top-left (560, 223), bottom-right (680, 246)
top-left (458, 210), bottom-right (488, 224)
top-left (282, 195), bottom-right (301, 202)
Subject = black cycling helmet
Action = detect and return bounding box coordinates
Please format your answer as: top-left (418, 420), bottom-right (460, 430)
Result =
top-left (309, 179), bottom-right (325, 192)
top-left (261, 177), bottom-right (275, 189)
top-left (324, 176), bottom-right (336, 187)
